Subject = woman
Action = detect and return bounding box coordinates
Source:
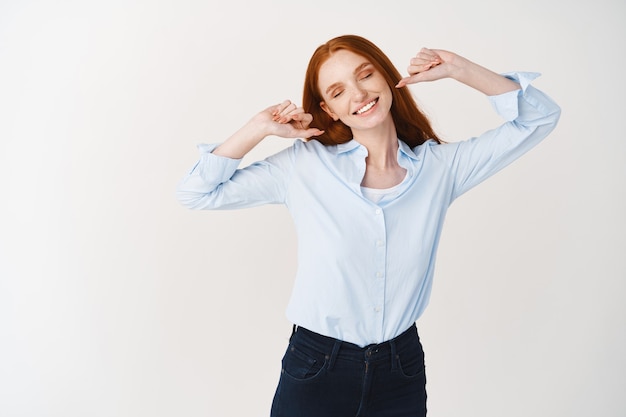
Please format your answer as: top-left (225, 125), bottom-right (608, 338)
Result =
top-left (176, 35), bottom-right (560, 416)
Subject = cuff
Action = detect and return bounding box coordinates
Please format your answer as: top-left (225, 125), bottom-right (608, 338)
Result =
top-left (488, 71), bottom-right (541, 121)
top-left (194, 143), bottom-right (242, 185)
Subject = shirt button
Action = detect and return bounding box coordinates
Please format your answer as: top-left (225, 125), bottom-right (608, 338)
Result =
top-left (376, 272), bottom-right (383, 278)
top-left (374, 307), bottom-right (381, 313)
top-left (376, 240), bottom-right (384, 247)
top-left (375, 208), bottom-right (382, 215)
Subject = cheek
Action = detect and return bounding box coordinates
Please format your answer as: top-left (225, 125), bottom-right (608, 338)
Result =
top-left (381, 89), bottom-right (394, 110)
top-left (328, 99), bottom-right (348, 117)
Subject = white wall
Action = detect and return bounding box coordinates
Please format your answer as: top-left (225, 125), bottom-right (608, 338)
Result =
top-left (1, 0), bottom-right (624, 416)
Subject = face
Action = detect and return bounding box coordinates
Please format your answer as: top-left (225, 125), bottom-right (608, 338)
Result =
top-left (317, 49), bottom-right (393, 133)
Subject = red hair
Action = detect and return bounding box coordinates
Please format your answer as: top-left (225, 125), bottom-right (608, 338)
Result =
top-left (303, 35), bottom-right (441, 147)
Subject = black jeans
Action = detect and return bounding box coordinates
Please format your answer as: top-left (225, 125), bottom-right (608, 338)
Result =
top-left (270, 324), bottom-right (427, 417)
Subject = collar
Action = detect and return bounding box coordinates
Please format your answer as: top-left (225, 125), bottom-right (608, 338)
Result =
top-left (397, 139), bottom-right (420, 161)
top-left (334, 138), bottom-right (420, 161)
top-left (335, 139), bottom-right (362, 155)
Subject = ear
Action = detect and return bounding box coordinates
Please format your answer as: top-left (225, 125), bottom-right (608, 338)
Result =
top-left (320, 101), bottom-right (339, 121)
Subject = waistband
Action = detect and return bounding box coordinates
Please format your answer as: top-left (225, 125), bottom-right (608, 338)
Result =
top-left (290, 323), bottom-right (420, 369)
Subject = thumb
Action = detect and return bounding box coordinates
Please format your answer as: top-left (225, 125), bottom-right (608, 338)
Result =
top-left (300, 128), bottom-right (325, 139)
top-left (395, 74), bottom-right (421, 88)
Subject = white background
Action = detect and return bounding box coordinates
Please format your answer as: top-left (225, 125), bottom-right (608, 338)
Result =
top-left (1, 0), bottom-right (624, 416)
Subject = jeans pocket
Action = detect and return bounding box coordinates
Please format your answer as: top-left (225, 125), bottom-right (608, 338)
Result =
top-left (281, 344), bottom-right (327, 381)
top-left (397, 352), bottom-right (426, 379)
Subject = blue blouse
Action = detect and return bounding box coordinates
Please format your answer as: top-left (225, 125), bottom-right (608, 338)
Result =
top-left (176, 72), bottom-right (561, 347)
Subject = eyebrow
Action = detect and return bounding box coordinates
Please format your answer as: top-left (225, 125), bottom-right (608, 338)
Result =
top-left (324, 62), bottom-right (372, 95)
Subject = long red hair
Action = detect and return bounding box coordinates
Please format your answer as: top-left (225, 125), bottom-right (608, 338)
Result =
top-left (303, 35), bottom-right (441, 147)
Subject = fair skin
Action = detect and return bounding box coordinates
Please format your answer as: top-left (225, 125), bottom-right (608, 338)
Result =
top-left (213, 47), bottom-right (520, 189)
top-left (318, 50), bottom-right (403, 188)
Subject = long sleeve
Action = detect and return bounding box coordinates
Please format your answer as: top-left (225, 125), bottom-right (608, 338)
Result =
top-left (176, 142), bottom-right (296, 210)
top-left (438, 72), bottom-right (561, 200)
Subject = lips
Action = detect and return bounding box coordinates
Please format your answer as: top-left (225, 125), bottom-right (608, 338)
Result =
top-left (354, 98), bottom-right (378, 115)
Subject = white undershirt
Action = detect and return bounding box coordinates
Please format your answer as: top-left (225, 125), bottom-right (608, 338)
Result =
top-left (360, 180), bottom-right (405, 204)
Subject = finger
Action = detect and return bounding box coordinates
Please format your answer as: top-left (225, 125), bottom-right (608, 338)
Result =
top-left (408, 60), bottom-right (442, 76)
top-left (408, 58), bottom-right (441, 74)
top-left (290, 109), bottom-right (310, 120)
top-left (277, 106), bottom-right (298, 124)
top-left (409, 56), bottom-right (441, 68)
top-left (272, 100), bottom-right (294, 120)
top-left (416, 47), bottom-right (442, 62)
top-left (407, 48), bottom-right (441, 73)
top-left (292, 111), bottom-right (313, 125)
top-left (273, 100), bottom-right (292, 113)
top-left (298, 128), bottom-right (325, 138)
top-left (417, 47), bottom-right (441, 61)
top-left (274, 102), bottom-right (298, 122)
top-left (288, 107), bottom-right (305, 117)
top-left (396, 62), bottom-right (445, 87)
top-left (395, 74), bottom-right (421, 88)
top-left (290, 112), bottom-right (314, 130)
top-left (276, 104), bottom-right (297, 123)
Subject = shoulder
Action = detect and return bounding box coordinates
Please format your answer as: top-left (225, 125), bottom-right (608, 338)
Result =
top-left (291, 138), bottom-right (342, 158)
top-left (412, 139), bottom-right (460, 160)
top-left (263, 139), bottom-right (335, 169)
top-left (264, 138), bottom-right (327, 160)
top-left (296, 138), bottom-right (335, 150)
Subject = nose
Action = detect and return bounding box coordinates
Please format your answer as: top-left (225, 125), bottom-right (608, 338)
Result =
top-left (352, 85), bottom-right (367, 102)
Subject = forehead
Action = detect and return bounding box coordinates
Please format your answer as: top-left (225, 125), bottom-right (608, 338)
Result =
top-left (318, 49), bottom-right (371, 88)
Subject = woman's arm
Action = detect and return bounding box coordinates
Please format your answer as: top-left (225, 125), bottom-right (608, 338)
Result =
top-left (213, 100), bottom-right (324, 159)
top-left (396, 48), bottom-right (520, 96)
top-left (176, 101), bottom-right (323, 210)
top-left (396, 50), bottom-right (561, 200)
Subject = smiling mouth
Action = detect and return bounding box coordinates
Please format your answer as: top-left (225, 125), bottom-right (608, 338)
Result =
top-left (354, 98), bottom-right (378, 115)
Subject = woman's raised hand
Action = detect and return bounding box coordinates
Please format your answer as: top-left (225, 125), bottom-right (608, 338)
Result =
top-left (396, 47), bottom-right (520, 96)
top-left (213, 100), bottom-right (323, 159)
top-left (396, 48), bottom-right (462, 88)
top-left (255, 100), bottom-right (324, 139)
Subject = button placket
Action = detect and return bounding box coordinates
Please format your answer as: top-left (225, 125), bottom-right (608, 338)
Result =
top-left (373, 206), bottom-right (387, 339)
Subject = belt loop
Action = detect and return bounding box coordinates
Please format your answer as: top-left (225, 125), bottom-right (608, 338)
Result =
top-left (327, 340), bottom-right (342, 371)
top-left (390, 339), bottom-right (398, 371)
top-left (289, 324), bottom-right (297, 342)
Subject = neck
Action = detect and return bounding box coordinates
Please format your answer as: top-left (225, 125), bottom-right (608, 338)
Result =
top-left (352, 117), bottom-right (407, 189)
top-left (352, 117), bottom-right (399, 169)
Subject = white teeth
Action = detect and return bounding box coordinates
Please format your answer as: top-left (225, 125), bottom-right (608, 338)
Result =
top-left (355, 99), bottom-right (376, 114)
